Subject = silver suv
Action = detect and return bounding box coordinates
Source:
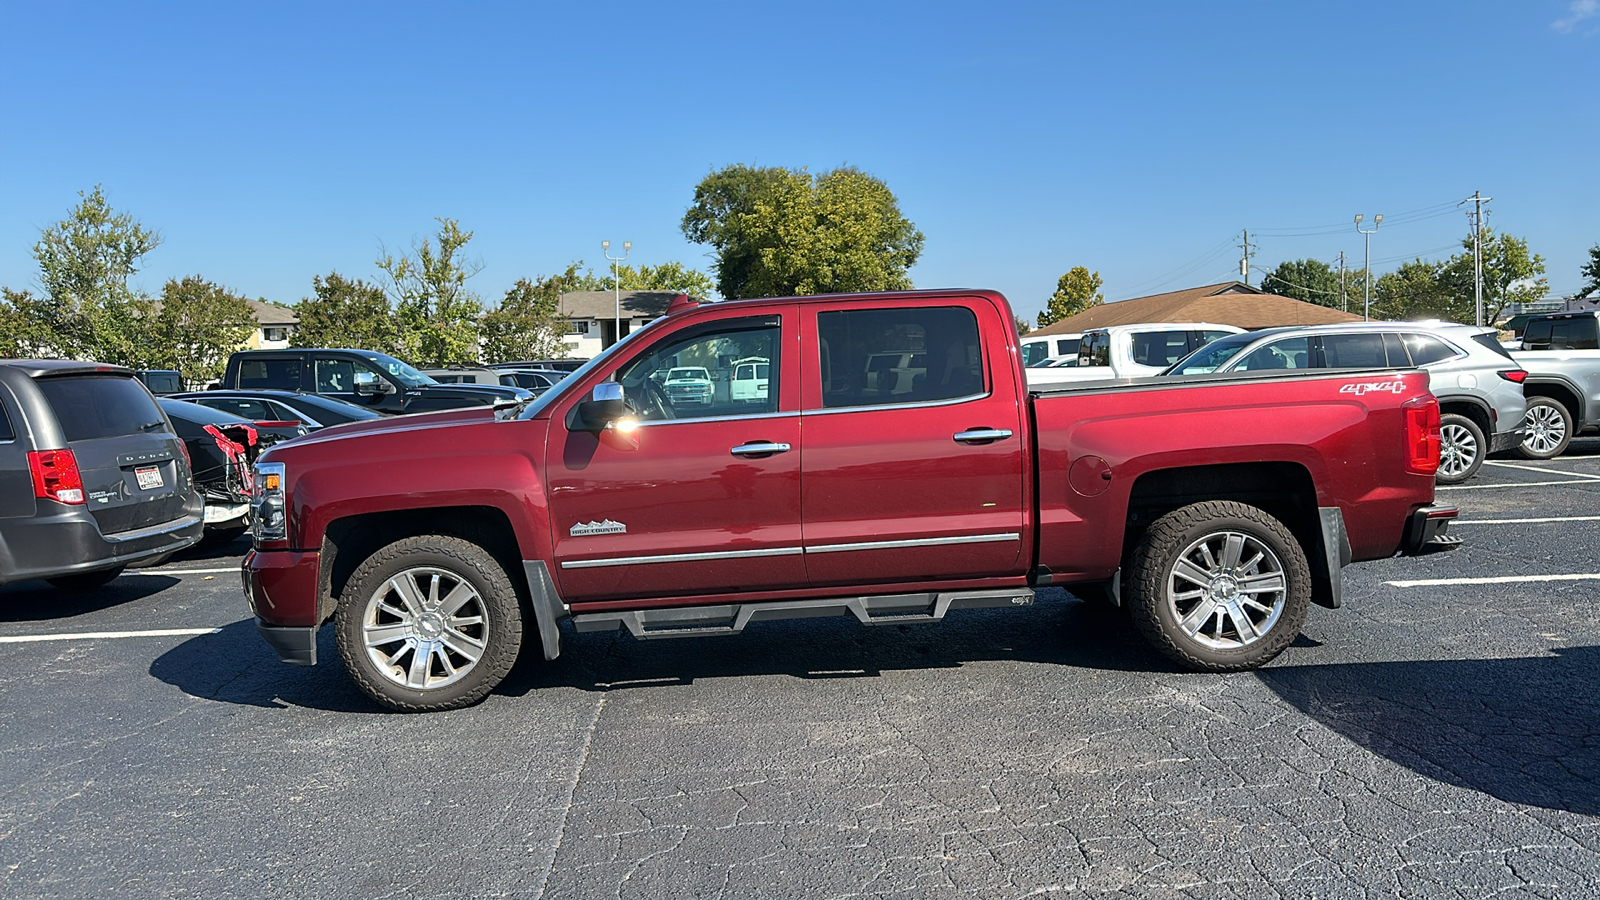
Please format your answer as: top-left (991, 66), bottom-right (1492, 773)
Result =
top-left (1166, 321), bottom-right (1527, 484)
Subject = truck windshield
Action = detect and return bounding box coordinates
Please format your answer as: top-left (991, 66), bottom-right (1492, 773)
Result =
top-left (364, 353), bottom-right (436, 388)
top-left (1163, 332), bottom-right (1257, 375)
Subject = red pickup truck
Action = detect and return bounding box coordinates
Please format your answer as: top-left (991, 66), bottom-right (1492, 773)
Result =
top-left (244, 289), bottom-right (1459, 711)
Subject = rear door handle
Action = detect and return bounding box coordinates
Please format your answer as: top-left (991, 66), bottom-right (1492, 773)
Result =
top-left (953, 428), bottom-right (1013, 444)
top-left (731, 441), bottom-right (792, 457)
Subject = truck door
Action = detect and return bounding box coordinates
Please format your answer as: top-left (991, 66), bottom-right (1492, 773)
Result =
top-left (545, 310), bottom-right (806, 603)
top-left (800, 299), bottom-right (1028, 588)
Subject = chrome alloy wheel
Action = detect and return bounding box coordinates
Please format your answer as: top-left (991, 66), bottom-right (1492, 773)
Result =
top-left (1522, 404), bottom-right (1568, 456)
top-left (1438, 421), bottom-right (1480, 479)
top-left (361, 566), bottom-right (490, 691)
top-left (1165, 530), bottom-right (1288, 650)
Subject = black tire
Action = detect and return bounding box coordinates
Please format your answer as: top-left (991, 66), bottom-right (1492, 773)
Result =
top-left (334, 535), bottom-right (523, 712)
top-left (1125, 501), bottom-right (1311, 672)
top-left (47, 566), bottom-right (125, 592)
top-left (1436, 413), bottom-right (1486, 485)
top-left (1517, 397), bottom-right (1573, 460)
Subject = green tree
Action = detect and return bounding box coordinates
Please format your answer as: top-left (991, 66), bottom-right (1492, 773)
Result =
top-left (1577, 243), bottom-right (1600, 299)
top-left (378, 218), bottom-right (483, 366)
top-left (480, 265), bottom-right (583, 364)
top-left (1440, 228), bottom-right (1547, 324)
top-left (681, 164), bottom-right (924, 299)
top-left (1371, 259), bottom-right (1469, 322)
top-left (31, 185), bottom-right (161, 364)
top-left (1014, 316), bottom-right (1032, 336)
top-left (0, 289), bottom-right (62, 357)
top-left (293, 273), bottom-right (399, 353)
top-left (146, 276), bottom-right (255, 383)
top-left (586, 261), bottom-right (716, 298)
top-left (1038, 267), bottom-right (1104, 327)
top-left (1259, 259), bottom-right (1348, 309)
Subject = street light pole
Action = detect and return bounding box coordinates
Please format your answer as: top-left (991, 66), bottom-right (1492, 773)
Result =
top-left (1354, 214), bottom-right (1382, 321)
top-left (601, 239), bottom-right (631, 348)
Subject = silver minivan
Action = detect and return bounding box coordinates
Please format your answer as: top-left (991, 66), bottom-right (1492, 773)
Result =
top-left (1165, 322), bottom-right (1527, 484)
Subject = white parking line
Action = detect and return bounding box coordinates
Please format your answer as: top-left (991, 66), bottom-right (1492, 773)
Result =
top-left (1438, 479), bottom-right (1598, 490)
top-left (1386, 573), bottom-right (1600, 588)
top-left (1454, 515), bottom-right (1600, 525)
top-left (134, 567), bottom-right (240, 575)
top-left (0, 627), bottom-right (221, 644)
top-left (1482, 461), bottom-right (1600, 480)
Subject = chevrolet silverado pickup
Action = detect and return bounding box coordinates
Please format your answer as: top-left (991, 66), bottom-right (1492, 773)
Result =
top-left (244, 289), bottom-right (1460, 711)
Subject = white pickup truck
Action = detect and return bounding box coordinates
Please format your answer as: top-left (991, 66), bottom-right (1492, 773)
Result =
top-left (1026, 322), bottom-right (1244, 386)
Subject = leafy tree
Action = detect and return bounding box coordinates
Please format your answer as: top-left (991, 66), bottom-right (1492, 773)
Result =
top-left (681, 164), bottom-right (924, 299)
top-left (1371, 260), bottom-right (1470, 323)
top-left (146, 276), bottom-right (254, 383)
top-left (1038, 267), bottom-right (1104, 327)
top-left (293, 273), bottom-right (398, 353)
top-left (31, 185), bottom-right (160, 364)
top-left (583, 261), bottom-right (716, 298)
top-left (1578, 244), bottom-right (1600, 299)
top-left (1259, 259), bottom-right (1348, 309)
top-left (1014, 316), bottom-right (1032, 336)
top-left (1440, 228), bottom-right (1547, 324)
top-left (377, 218), bottom-right (483, 367)
top-left (0, 288), bottom-right (62, 357)
top-left (480, 265), bottom-right (583, 364)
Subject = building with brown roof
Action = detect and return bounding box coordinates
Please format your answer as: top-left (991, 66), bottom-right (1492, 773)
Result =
top-left (1031, 282), bottom-right (1364, 336)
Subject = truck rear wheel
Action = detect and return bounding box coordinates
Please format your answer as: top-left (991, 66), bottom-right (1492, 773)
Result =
top-left (334, 535), bottom-right (523, 712)
top-left (1125, 501), bottom-right (1310, 672)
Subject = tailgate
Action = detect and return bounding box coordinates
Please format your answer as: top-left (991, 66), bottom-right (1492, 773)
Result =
top-left (70, 434), bottom-right (191, 535)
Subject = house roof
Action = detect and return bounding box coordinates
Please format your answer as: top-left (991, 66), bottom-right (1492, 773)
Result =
top-left (558, 290), bottom-right (696, 321)
top-left (248, 299), bottom-right (298, 326)
top-left (1031, 282), bottom-right (1365, 334)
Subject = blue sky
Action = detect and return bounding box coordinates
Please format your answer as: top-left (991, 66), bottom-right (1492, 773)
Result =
top-left (2, 2), bottom-right (1596, 322)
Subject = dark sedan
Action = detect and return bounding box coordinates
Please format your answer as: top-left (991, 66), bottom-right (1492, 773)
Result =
top-left (169, 390), bottom-right (384, 430)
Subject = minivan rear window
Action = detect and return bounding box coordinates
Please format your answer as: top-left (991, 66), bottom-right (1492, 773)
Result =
top-left (37, 375), bottom-right (164, 442)
top-left (0, 403), bottom-right (14, 441)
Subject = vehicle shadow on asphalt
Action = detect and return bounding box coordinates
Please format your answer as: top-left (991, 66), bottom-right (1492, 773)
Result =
top-left (1257, 646), bottom-right (1600, 815)
top-left (0, 575), bottom-right (180, 621)
top-left (149, 619), bottom-right (374, 713)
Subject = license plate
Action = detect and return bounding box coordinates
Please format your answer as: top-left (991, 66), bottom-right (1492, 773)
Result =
top-left (135, 465), bottom-right (164, 490)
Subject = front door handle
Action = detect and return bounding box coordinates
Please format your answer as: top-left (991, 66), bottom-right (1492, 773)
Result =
top-left (731, 441), bottom-right (792, 457)
top-left (953, 428), bottom-right (1013, 444)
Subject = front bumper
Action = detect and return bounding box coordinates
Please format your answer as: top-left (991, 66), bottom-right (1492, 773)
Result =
top-left (1400, 504), bottom-right (1462, 555)
top-left (243, 548), bottom-right (325, 664)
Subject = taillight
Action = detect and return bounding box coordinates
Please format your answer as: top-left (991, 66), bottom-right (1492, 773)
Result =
top-left (175, 438), bottom-right (191, 472)
top-left (1498, 369), bottom-right (1527, 383)
top-left (27, 449), bottom-right (86, 505)
top-left (1404, 396), bottom-right (1441, 475)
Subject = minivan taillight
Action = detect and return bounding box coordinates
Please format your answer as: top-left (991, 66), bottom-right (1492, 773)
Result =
top-left (1403, 397), bottom-right (1441, 476)
top-left (27, 449), bottom-right (86, 504)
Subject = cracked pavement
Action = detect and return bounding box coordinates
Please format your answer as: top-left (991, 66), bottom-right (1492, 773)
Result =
top-left (1, 442), bottom-right (1598, 898)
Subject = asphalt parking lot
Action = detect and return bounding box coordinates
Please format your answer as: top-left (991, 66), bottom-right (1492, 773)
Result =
top-left (3, 442), bottom-right (1599, 899)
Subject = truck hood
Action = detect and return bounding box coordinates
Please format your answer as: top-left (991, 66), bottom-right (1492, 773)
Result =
top-left (277, 406), bottom-right (495, 450)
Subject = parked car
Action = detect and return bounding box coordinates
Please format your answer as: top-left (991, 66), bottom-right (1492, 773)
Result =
top-left (1028, 323), bottom-right (1245, 385)
top-left (1510, 310), bottom-right (1600, 459)
top-left (1029, 355), bottom-right (1079, 368)
top-left (218, 350), bottom-right (531, 415)
top-left (424, 366), bottom-right (566, 394)
top-left (487, 358), bottom-right (589, 373)
top-left (1019, 333), bottom-right (1081, 367)
top-left (0, 360), bottom-right (203, 589)
top-left (494, 369), bottom-right (568, 393)
top-left (133, 369), bottom-right (184, 395)
top-left (165, 392), bottom-right (313, 438)
top-left (662, 366), bottom-right (714, 406)
top-left (244, 288), bottom-right (1457, 711)
top-left (173, 390), bottom-right (384, 430)
top-left (158, 398), bottom-right (271, 543)
top-left (1165, 321), bottom-right (1527, 484)
top-left (729, 356), bottom-right (770, 404)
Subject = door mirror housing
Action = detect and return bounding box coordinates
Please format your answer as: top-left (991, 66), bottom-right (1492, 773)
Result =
top-left (577, 382), bottom-right (627, 431)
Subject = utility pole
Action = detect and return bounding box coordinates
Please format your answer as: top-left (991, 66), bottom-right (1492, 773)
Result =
top-left (1459, 191), bottom-right (1492, 326)
top-left (1336, 252), bottom-right (1347, 313)
top-left (1239, 230), bottom-right (1254, 287)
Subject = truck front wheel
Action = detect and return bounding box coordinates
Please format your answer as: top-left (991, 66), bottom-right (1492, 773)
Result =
top-left (1125, 501), bottom-right (1310, 672)
top-left (334, 535), bottom-right (524, 711)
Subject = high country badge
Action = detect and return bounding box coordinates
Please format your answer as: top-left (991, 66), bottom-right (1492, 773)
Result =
top-left (570, 519), bottom-right (627, 537)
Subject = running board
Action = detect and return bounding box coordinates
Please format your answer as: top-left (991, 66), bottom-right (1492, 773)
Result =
top-left (571, 588), bottom-right (1035, 640)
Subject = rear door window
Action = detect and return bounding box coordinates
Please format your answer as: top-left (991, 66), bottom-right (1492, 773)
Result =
top-left (1234, 337), bottom-right (1311, 371)
top-left (37, 376), bottom-right (164, 441)
top-left (1383, 333), bottom-right (1412, 366)
top-left (1130, 331), bottom-right (1194, 368)
top-left (1320, 333), bottom-right (1388, 367)
top-left (238, 358), bottom-right (301, 390)
top-left (817, 306), bottom-right (982, 408)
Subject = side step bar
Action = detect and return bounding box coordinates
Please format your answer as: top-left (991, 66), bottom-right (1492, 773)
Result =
top-left (571, 588), bottom-right (1036, 640)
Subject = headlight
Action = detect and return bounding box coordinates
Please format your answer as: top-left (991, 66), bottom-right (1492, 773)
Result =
top-left (251, 461), bottom-right (288, 542)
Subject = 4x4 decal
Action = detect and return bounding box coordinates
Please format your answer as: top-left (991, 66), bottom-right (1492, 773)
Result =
top-left (1339, 381), bottom-right (1408, 396)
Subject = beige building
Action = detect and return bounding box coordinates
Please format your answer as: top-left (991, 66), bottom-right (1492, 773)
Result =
top-left (244, 299), bottom-right (298, 349)
top-left (556, 291), bottom-right (696, 356)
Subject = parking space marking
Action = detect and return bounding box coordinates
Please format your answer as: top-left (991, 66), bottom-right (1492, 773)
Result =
top-left (0, 627), bottom-right (221, 644)
top-left (1385, 573), bottom-right (1600, 588)
top-left (1482, 461), bottom-right (1600, 480)
top-left (1439, 479), bottom-right (1599, 490)
top-left (135, 567), bottom-right (240, 576)
top-left (1454, 515), bottom-right (1600, 525)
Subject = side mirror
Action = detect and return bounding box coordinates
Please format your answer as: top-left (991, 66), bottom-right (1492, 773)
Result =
top-left (577, 382), bottom-right (627, 431)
